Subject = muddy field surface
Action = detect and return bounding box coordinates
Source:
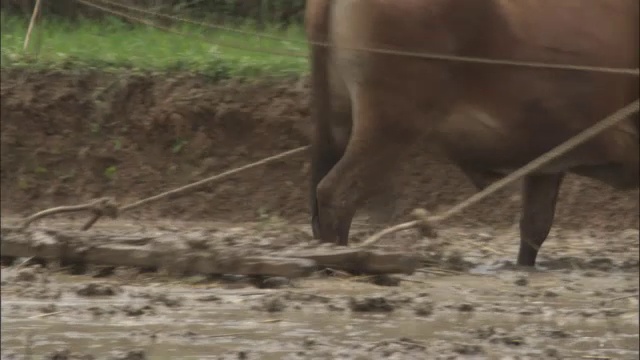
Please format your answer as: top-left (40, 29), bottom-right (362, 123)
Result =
top-left (1, 69), bottom-right (639, 359)
top-left (1, 218), bottom-right (639, 359)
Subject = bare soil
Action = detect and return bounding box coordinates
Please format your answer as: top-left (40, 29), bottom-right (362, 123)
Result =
top-left (1, 218), bottom-right (638, 359)
top-left (1, 69), bottom-right (638, 231)
top-left (1, 69), bottom-right (639, 359)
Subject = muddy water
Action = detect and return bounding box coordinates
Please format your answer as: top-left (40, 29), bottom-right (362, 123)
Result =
top-left (1, 219), bottom-right (638, 359)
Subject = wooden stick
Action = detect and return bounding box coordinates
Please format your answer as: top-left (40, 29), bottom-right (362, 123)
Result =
top-left (23, 0), bottom-right (43, 51)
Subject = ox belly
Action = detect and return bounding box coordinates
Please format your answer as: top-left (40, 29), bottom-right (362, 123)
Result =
top-left (435, 104), bottom-right (639, 189)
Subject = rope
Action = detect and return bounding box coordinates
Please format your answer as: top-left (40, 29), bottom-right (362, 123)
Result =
top-left (118, 146), bottom-right (308, 213)
top-left (19, 146), bottom-right (309, 231)
top-left (20, 197), bottom-right (118, 230)
top-left (80, 0), bottom-right (639, 76)
top-left (74, 0), bottom-right (307, 59)
top-left (19, 1), bottom-right (639, 236)
top-left (358, 99), bottom-right (640, 247)
top-left (94, 0), bottom-right (309, 45)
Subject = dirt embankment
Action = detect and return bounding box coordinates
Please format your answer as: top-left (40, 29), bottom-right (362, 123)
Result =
top-left (1, 69), bottom-right (638, 231)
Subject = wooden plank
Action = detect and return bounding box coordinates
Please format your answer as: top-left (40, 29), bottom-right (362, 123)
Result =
top-left (1, 226), bottom-right (421, 276)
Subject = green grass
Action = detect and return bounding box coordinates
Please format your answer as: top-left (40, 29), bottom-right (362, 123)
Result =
top-left (0, 12), bottom-right (309, 78)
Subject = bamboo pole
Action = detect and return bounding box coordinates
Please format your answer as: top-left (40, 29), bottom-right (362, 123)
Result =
top-left (23, 0), bottom-right (43, 51)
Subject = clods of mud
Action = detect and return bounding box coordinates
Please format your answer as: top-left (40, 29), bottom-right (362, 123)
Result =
top-left (75, 283), bottom-right (122, 297)
top-left (2, 220), bottom-right (638, 359)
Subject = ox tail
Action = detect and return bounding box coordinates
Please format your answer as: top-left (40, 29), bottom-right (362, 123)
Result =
top-left (305, 0), bottom-right (343, 237)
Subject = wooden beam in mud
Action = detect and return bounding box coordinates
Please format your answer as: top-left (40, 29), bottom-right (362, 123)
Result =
top-left (0, 227), bottom-right (421, 277)
top-left (287, 248), bottom-right (420, 275)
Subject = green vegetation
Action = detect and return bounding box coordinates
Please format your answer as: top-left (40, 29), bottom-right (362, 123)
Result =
top-left (0, 12), bottom-right (309, 78)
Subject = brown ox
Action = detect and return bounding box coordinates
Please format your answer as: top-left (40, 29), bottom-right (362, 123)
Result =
top-left (305, 0), bottom-right (639, 266)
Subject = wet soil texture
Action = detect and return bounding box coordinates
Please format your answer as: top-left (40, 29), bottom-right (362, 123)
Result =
top-left (1, 219), bottom-right (638, 359)
top-left (1, 69), bottom-right (639, 359)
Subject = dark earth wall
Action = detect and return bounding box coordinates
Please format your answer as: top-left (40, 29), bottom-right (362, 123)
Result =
top-left (2, 0), bottom-right (305, 26)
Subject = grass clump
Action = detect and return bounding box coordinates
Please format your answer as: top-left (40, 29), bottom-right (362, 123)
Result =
top-left (1, 12), bottom-right (309, 79)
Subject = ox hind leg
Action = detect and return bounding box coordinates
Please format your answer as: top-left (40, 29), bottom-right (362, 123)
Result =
top-left (308, 41), bottom-right (353, 239)
top-left (310, 107), bottom-right (351, 239)
top-left (517, 173), bottom-right (565, 266)
top-left (315, 93), bottom-right (417, 245)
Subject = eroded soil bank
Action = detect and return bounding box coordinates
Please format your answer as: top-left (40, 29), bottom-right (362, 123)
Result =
top-left (1, 69), bottom-right (638, 230)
